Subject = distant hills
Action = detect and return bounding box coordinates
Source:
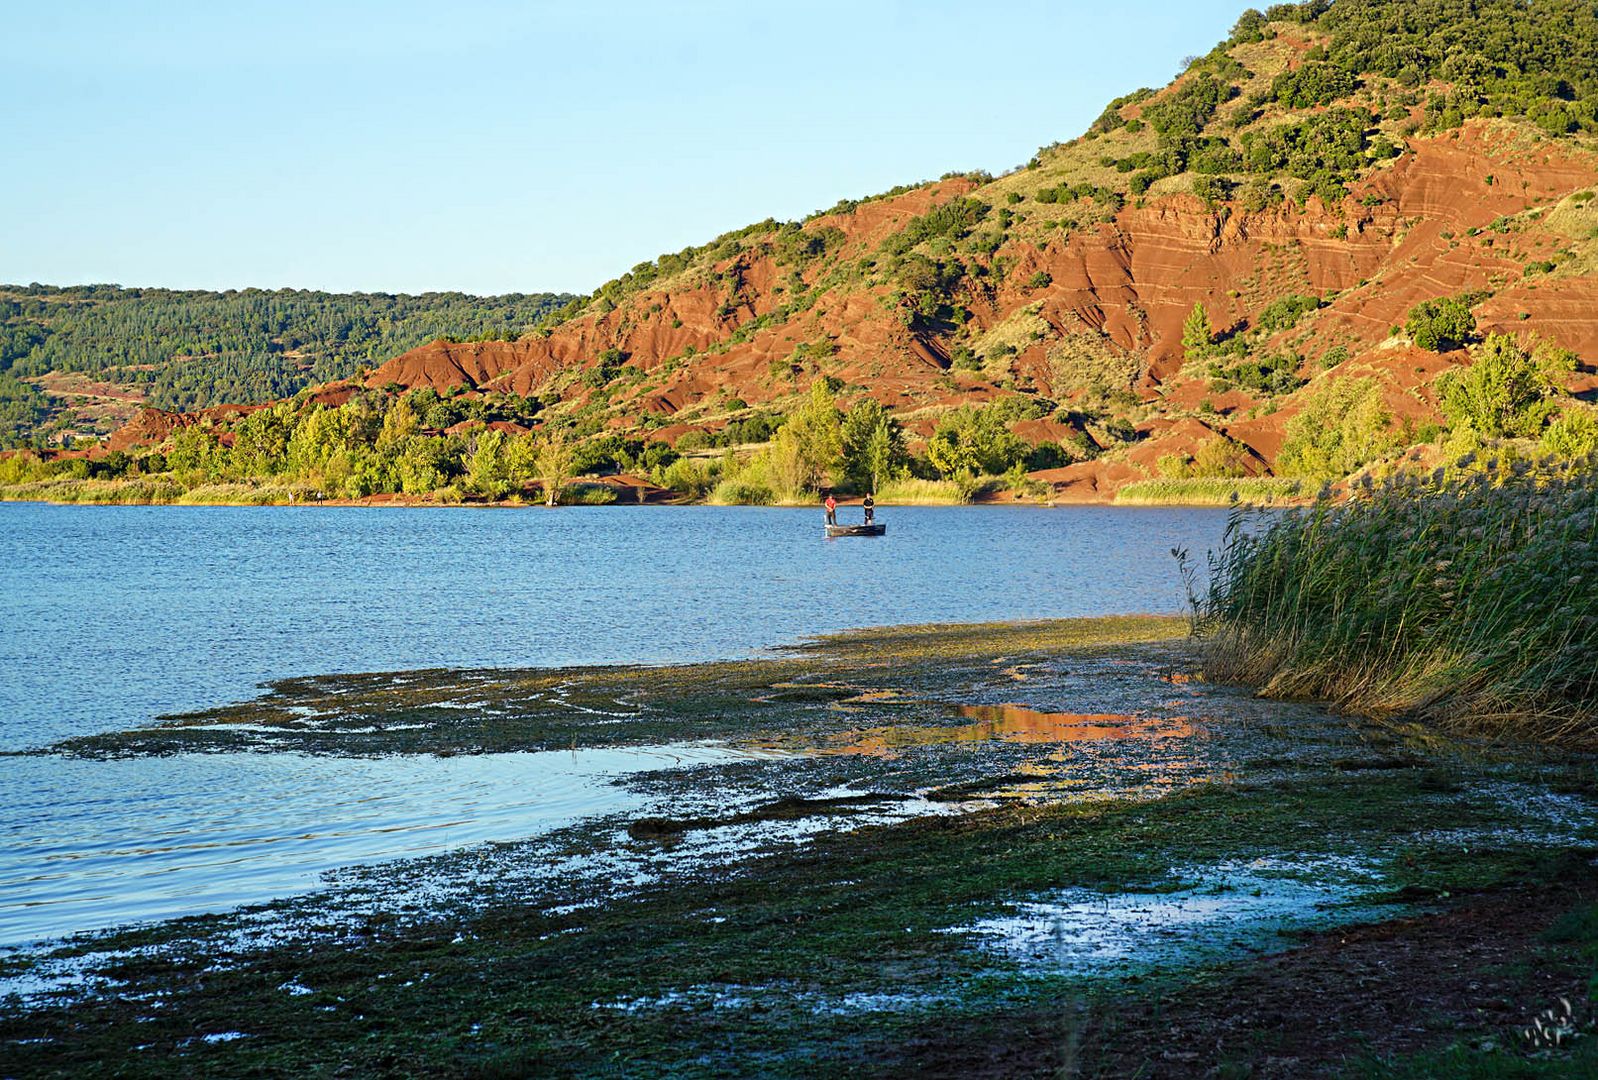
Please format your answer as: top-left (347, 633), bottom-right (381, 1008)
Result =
top-left (0, 286), bottom-right (574, 445)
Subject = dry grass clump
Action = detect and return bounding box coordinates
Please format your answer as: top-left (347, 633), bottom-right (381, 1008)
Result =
top-left (1194, 455), bottom-right (1598, 746)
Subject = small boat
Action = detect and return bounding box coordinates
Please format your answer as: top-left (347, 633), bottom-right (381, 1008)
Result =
top-left (825, 522), bottom-right (885, 538)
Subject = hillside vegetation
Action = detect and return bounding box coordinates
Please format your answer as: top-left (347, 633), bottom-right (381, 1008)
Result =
top-left (12, 0), bottom-right (1598, 505)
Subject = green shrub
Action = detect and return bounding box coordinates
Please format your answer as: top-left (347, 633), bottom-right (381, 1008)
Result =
top-left (1191, 436), bottom-right (1254, 478)
top-left (925, 405), bottom-right (1027, 478)
top-left (1276, 376), bottom-right (1398, 479)
top-left (1269, 61), bottom-right (1355, 109)
top-left (1239, 108), bottom-right (1370, 181)
top-left (1143, 74), bottom-right (1232, 138)
top-left (1129, 170), bottom-right (1161, 196)
top-left (880, 198), bottom-right (991, 256)
top-left (658, 457), bottom-right (718, 499)
top-left (1089, 87), bottom-right (1155, 134)
top-left (1256, 294), bottom-right (1321, 334)
top-left (1439, 333), bottom-right (1558, 438)
top-left (1239, 178), bottom-right (1284, 211)
top-left (1190, 142), bottom-right (1244, 174)
top-left (1211, 351), bottom-right (1305, 396)
top-left (1229, 8), bottom-right (1269, 45)
top-left (1404, 295), bottom-right (1477, 352)
top-left (1191, 175), bottom-right (1233, 207)
top-left (1543, 407), bottom-right (1598, 459)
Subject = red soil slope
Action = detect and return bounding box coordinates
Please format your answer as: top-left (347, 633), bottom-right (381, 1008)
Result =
top-left (332, 119), bottom-right (1598, 491)
top-left (105, 87), bottom-right (1598, 503)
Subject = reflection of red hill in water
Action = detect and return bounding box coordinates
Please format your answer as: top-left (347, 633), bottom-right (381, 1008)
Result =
top-left (950, 704), bottom-right (1199, 743)
top-left (106, 121), bottom-right (1598, 497)
top-left (821, 705), bottom-right (1200, 757)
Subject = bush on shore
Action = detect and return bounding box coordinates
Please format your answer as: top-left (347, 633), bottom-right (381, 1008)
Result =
top-left (1193, 456), bottom-right (1598, 746)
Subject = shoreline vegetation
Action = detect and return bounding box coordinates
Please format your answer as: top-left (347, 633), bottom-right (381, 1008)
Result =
top-left (0, 474), bottom-right (988, 509)
top-left (1111, 475), bottom-right (1308, 506)
top-left (1196, 453), bottom-right (1598, 748)
top-left (0, 471), bottom-right (1321, 508)
top-left (0, 476), bottom-right (1280, 509)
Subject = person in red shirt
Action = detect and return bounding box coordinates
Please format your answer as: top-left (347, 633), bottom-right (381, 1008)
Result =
top-left (824, 493), bottom-right (837, 525)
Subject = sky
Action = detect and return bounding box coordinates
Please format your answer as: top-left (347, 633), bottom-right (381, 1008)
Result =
top-left (1, 1), bottom-right (1246, 296)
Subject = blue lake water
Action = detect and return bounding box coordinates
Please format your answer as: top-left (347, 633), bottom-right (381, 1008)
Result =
top-left (0, 502), bottom-right (1233, 947)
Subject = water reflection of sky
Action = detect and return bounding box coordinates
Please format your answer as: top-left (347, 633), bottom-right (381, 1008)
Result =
top-left (0, 743), bottom-right (762, 947)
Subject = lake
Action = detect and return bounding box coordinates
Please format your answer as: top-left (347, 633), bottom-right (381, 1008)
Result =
top-left (0, 502), bottom-right (1232, 946)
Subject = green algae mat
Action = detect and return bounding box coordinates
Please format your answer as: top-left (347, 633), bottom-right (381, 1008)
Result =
top-left (4, 615), bottom-right (1597, 1078)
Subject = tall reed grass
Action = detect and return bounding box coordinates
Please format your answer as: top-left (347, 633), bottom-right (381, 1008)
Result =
top-left (175, 483), bottom-right (326, 505)
top-left (873, 476), bottom-right (974, 504)
top-left (0, 478), bottom-right (186, 504)
top-left (1114, 477), bottom-right (1306, 506)
top-left (0, 477), bottom-right (333, 506)
top-left (1193, 455), bottom-right (1598, 746)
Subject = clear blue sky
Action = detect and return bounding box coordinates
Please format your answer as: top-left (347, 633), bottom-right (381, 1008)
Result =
top-left (2, 1), bottom-right (1245, 296)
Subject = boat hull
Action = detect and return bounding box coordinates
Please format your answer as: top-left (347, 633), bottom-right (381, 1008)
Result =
top-left (825, 523), bottom-right (885, 537)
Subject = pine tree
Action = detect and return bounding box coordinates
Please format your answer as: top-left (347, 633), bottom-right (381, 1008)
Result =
top-left (1182, 302), bottom-right (1213, 355)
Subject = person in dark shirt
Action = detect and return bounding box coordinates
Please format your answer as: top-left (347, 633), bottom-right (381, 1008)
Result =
top-left (862, 492), bottom-right (875, 524)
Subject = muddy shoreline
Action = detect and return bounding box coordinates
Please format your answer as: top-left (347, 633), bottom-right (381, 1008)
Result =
top-left (3, 617), bottom-right (1595, 1077)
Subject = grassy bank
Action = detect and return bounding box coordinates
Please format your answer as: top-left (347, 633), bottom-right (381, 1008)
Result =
top-left (1113, 476), bottom-right (1308, 506)
top-left (1, 474), bottom-right (1009, 508)
top-left (0, 477), bottom-right (358, 506)
top-left (0, 477), bottom-right (620, 507)
top-left (1196, 457), bottom-right (1598, 746)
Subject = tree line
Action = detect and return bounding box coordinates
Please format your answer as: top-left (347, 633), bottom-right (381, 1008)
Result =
top-left (0, 284), bottom-right (574, 445)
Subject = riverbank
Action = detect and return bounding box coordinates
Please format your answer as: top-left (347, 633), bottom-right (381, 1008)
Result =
top-left (0, 474), bottom-right (1304, 509)
top-left (4, 616), bottom-right (1595, 1077)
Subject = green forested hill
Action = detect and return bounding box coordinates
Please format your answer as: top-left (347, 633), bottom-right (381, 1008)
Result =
top-left (0, 284), bottom-right (574, 445)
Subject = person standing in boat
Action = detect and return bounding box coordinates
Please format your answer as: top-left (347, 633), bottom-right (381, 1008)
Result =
top-left (862, 492), bottom-right (875, 524)
top-left (824, 492), bottom-right (838, 526)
